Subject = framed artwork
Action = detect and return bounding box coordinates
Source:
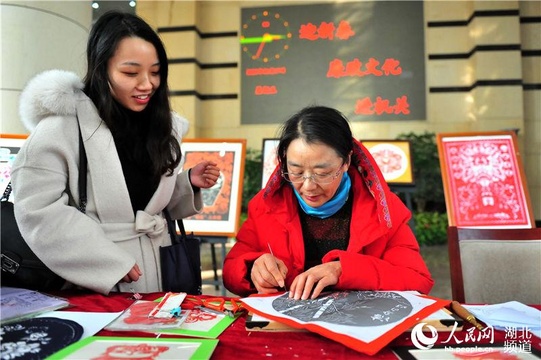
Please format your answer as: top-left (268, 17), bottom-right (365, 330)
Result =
top-left (261, 138), bottom-right (279, 188)
top-left (361, 140), bottom-right (415, 185)
top-left (181, 139), bottom-right (246, 237)
top-left (1, 134), bottom-right (28, 196)
top-left (437, 131), bottom-right (534, 228)
top-left (104, 299), bottom-right (237, 339)
top-left (49, 336), bottom-right (218, 360)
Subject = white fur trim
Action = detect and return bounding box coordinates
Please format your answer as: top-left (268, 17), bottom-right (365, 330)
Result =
top-left (19, 70), bottom-right (83, 131)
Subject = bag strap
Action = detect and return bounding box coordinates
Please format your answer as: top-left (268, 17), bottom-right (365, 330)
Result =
top-left (2, 118), bottom-right (88, 213)
top-left (176, 217), bottom-right (189, 239)
top-left (163, 208), bottom-right (181, 245)
top-left (1, 182), bottom-right (12, 202)
top-left (77, 118), bottom-right (88, 214)
top-left (162, 208), bottom-right (193, 244)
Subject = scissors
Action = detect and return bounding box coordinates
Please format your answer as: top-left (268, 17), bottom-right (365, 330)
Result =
top-left (183, 296), bottom-right (244, 318)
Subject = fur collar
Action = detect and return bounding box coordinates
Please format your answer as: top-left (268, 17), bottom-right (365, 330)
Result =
top-left (18, 69), bottom-right (190, 136)
top-left (19, 70), bottom-right (83, 132)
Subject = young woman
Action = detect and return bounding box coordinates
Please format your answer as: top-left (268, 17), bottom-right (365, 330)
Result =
top-left (223, 105), bottom-right (433, 300)
top-left (11, 11), bottom-right (219, 294)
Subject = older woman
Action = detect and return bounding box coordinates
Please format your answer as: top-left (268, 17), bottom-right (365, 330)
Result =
top-left (223, 105), bottom-right (433, 300)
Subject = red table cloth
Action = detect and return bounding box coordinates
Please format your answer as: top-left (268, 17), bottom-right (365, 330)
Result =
top-left (55, 290), bottom-right (541, 360)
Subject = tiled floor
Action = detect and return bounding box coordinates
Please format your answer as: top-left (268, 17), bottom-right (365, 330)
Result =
top-left (201, 242), bottom-right (452, 300)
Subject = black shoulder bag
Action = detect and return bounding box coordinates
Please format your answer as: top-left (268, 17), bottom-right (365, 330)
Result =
top-left (160, 209), bottom-right (202, 295)
top-left (0, 125), bottom-right (87, 291)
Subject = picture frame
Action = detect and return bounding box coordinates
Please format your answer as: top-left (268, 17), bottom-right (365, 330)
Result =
top-left (261, 138), bottom-right (279, 188)
top-left (181, 139), bottom-right (246, 237)
top-left (361, 140), bottom-right (415, 185)
top-left (1, 134), bottom-right (28, 196)
top-left (436, 131), bottom-right (534, 228)
top-left (104, 299), bottom-right (237, 339)
top-left (48, 336), bottom-right (218, 360)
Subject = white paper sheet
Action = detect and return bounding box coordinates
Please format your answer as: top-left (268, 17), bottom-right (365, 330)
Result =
top-left (464, 301), bottom-right (541, 338)
top-left (37, 311), bottom-right (122, 339)
top-left (0, 287), bottom-right (70, 323)
top-left (241, 291), bottom-right (439, 343)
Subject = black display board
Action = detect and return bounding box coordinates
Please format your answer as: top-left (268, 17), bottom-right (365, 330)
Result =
top-left (240, 2), bottom-right (426, 124)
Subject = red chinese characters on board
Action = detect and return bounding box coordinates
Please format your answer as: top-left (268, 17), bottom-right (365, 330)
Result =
top-left (355, 96), bottom-right (410, 115)
top-left (442, 137), bottom-right (530, 227)
top-left (255, 85), bottom-right (278, 95)
top-left (327, 58), bottom-right (402, 78)
top-left (244, 16), bottom-right (415, 118)
top-left (299, 20), bottom-right (355, 40)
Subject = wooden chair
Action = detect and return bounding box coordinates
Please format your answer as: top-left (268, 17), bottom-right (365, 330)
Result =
top-left (448, 226), bottom-right (541, 304)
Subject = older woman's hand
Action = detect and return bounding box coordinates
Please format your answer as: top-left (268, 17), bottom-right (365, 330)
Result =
top-left (189, 161), bottom-right (220, 189)
top-left (289, 261), bottom-right (342, 300)
top-left (251, 253), bottom-right (288, 294)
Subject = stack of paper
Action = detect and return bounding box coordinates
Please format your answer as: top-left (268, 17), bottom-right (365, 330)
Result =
top-left (464, 301), bottom-right (541, 338)
top-left (0, 287), bottom-right (70, 324)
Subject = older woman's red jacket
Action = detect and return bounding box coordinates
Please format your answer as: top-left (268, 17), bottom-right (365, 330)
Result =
top-left (223, 139), bottom-right (434, 297)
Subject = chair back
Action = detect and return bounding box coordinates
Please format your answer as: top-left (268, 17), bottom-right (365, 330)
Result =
top-left (448, 226), bottom-right (541, 304)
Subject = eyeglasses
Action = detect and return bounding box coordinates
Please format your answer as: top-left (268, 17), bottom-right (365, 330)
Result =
top-left (281, 169), bottom-right (342, 185)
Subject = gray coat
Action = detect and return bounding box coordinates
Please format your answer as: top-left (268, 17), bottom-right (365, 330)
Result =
top-left (11, 70), bottom-right (202, 294)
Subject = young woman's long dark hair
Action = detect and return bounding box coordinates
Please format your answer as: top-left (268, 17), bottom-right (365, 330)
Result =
top-left (83, 10), bottom-right (181, 179)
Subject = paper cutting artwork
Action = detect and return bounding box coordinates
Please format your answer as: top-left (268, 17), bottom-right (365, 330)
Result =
top-left (241, 291), bottom-right (449, 355)
top-left (159, 307), bottom-right (237, 339)
top-left (261, 139), bottom-right (279, 188)
top-left (181, 308), bottom-right (223, 331)
top-left (104, 301), bottom-right (188, 331)
top-left (104, 300), bottom-right (235, 339)
top-left (441, 136), bottom-right (531, 227)
top-left (51, 336), bottom-right (218, 360)
top-left (1, 317), bottom-right (83, 359)
top-left (272, 291), bottom-right (412, 326)
top-left (183, 151), bottom-right (233, 222)
top-left (180, 139), bottom-right (245, 237)
top-left (368, 143), bottom-right (409, 183)
top-left (362, 140), bottom-right (414, 184)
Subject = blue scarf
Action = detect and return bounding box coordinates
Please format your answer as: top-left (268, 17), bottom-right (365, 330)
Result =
top-left (293, 172), bottom-right (351, 219)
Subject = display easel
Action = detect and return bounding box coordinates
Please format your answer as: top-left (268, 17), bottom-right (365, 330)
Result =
top-left (180, 139), bottom-right (246, 297)
top-left (390, 185), bottom-right (417, 235)
top-left (200, 236), bottom-right (229, 296)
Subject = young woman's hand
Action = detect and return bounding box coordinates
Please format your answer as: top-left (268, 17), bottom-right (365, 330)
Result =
top-left (189, 161), bottom-right (220, 188)
top-left (120, 264), bottom-right (143, 283)
top-left (289, 261), bottom-right (342, 300)
top-left (251, 253), bottom-right (288, 294)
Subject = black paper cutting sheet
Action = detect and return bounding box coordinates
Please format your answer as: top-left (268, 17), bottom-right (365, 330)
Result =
top-left (0, 317), bottom-right (84, 359)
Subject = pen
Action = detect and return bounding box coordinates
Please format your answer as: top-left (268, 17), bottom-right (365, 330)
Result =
top-left (267, 242), bottom-right (287, 291)
top-left (451, 300), bottom-right (484, 331)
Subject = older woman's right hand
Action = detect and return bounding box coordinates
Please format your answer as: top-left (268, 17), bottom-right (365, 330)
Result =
top-left (251, 253), bottom-right (288, 294)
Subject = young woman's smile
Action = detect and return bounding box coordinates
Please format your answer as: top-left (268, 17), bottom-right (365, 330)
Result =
top-left (108, 36), bottom-right (160, 112)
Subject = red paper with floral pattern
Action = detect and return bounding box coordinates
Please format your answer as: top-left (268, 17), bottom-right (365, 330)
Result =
top-left (441, 135), bottom-right (531, 228)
